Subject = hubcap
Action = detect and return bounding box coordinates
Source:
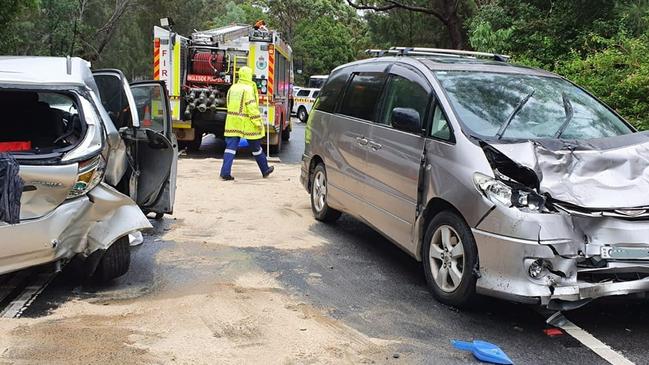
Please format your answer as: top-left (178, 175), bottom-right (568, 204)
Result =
top-left (428, 225), bottom-right (465, 293)
top-left (312, 171), bottom-right (327, 212)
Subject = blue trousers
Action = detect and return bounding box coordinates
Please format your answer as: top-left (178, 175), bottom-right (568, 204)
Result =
top-left (220, 137), bottom-right (270, 177)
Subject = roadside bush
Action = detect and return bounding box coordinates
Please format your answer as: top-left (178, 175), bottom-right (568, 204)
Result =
top-left (556, 35), bottom-right (649, 130)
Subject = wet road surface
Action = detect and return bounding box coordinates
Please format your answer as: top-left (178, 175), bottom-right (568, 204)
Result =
top-left (4, 120), bottom-right (649, 364)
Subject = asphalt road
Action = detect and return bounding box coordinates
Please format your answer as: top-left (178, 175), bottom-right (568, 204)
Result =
top-left (182, 119), bottom-right (307, 164)
top-left (8, 120), bottom-right (649, 364)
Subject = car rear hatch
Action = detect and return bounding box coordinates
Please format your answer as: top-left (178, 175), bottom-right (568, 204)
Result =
top-left (0, 87), bottom-right (103, 220)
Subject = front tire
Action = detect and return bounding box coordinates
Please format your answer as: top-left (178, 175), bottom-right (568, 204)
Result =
top-left (422, 211), bottom-right (478, 307)
top-left (310, 163), bottom-right (341, 223)
top-left (94, 236), bottom-right (131, 282)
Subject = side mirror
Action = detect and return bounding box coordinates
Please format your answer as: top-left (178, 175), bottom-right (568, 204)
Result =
top-left (391, 107), bottom-right (422, 133)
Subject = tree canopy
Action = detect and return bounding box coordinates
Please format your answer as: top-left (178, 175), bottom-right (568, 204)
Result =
top-left (2, 0), bottom-right (649, 128)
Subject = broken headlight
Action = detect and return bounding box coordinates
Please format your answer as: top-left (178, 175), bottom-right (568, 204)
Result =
top-left (67, 155), bottom-right (105, 199)
top-left (473, 172), bottom-right (546, 212)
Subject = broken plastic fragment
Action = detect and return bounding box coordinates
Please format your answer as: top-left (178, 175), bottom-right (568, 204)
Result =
top-left (452, 340), bottom-right (513, 365)
top-left (543, 328), bottom-right (564, 337)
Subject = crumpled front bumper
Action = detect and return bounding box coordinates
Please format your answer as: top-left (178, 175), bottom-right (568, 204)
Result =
top-left (0, 183), bottom-right (151, 276)
top-left (473, 204), bottom-right (649, 308)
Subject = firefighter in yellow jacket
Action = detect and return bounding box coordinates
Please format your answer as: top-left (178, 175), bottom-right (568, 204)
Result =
top-left (220, 66), bottom-right (274, 180)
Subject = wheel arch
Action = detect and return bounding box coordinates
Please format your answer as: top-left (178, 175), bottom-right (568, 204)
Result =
top-left (306, 155), bottom-right (324, 193)
top-left (415, 197), bottom-right (473, 261)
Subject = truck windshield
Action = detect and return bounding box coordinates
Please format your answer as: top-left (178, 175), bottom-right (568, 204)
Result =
top-left (435, 71), bottom-right (633, 140)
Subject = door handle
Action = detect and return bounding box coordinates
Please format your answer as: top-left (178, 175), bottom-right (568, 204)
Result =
top-left (369, 141), bottom-right (382, 150)
top-left (356, 136), bottom-right (369, 146)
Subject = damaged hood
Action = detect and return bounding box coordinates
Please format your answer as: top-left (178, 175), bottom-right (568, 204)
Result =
top-left (486, 132), bottom-right (649, 209)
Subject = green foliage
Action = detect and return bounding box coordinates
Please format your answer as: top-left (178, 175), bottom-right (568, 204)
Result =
top-left (468, 20), bottom-right (512, 54)
top-left (556, 35), bottom-right (649, 130)
top-left (293, 16), bottom-right (357, 84)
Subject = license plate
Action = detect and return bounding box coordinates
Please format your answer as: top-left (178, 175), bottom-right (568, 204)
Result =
top-left (601, 246), bottom-right (649, 260)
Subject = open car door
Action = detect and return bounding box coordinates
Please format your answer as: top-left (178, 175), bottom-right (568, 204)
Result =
top-left (92, 70), bottom-right (177, 217)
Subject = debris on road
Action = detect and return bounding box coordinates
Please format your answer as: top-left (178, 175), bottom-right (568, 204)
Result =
top-left (452, 340), bottom-right (513, 365)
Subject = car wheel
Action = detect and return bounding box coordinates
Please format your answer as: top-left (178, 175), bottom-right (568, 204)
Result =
top-left (298, 107), bottom-right (308, 123)
top-left (94, 236), bottom-right (131, 282)
top-left (310, 163), bottom-right (341, 223)
top-left (282, 124), bottom-right (291, 141)
top-left (422, 211), bottom-right (478, 307)
top-left (187, 129), bottom-right (203, 152)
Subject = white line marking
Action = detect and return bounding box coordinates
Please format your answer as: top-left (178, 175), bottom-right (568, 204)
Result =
top-left (547, 312), bottom-right (635, 365)
top-left (0, 272), bottom-right (57, 319)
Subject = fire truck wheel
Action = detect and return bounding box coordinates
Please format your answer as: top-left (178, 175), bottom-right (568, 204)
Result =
top-left (187, 130), bottom-right (203, 152)
top-left (282, 125), bottom-right (291, 141)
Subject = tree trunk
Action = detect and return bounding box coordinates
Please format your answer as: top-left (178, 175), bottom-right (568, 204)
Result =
top-left (442, 0), bottom-right (466, 49)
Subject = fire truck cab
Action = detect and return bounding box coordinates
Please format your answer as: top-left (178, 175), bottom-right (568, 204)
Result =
top-left (154, 23), bottom-right (293, 153)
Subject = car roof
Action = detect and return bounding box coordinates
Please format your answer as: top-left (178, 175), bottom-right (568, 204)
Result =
top-left (0, 56), bottom-right (97, 89)
top-left (334, 55), bottom-right (559, 78)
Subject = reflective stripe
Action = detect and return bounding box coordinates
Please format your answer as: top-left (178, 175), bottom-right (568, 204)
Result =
top-left (224, 149), bottom-right (237, 155)
top-left (225, 129), bottom-right (264, 137)
top-left (252, 148), bottom-right (263, 156)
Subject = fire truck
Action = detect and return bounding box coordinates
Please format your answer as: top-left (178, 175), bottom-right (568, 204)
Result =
top-left (153, 23), bottom-right (293, 153)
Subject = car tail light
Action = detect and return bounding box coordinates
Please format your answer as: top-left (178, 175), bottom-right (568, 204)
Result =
top-left (67, 155), bottom-right (105, 199)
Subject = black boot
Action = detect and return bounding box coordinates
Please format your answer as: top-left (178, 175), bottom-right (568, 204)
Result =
top-left (262, 166), bottom-right (274, 178)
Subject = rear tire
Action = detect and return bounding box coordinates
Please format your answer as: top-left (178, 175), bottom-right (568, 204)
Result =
top-left (422, 211), bottom-right (478, 308)
top-left (94, 236), bottom-right (131, 283)
top-left (187, 129), bottom-right (203, 152)
top-left (310, 163), bottom-right (341, 223)
top-left (282, 125), bottom-right (291, 141)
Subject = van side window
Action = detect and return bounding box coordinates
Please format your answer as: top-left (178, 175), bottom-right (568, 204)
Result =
top-left (339, 73), bottom-right (387, 121)
top-left (313, 69), bottom-right (349, 113)
top-left (431, 103), bottom-right (452, 141)
top-left (379, 75), bottom-right (429, 127)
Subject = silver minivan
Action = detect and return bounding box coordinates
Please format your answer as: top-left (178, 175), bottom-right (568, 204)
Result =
top-left (301, 48), bottom-right (649, 310)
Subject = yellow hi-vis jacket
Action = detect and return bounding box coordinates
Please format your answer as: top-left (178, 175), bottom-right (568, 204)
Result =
top-left (224, 66), bottom-right (265, 140)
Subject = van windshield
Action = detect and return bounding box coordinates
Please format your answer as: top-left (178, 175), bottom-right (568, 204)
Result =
top-left (435, 71), bottom-right (633, 140)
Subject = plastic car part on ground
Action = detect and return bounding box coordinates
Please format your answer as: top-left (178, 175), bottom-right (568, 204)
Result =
top-left (452, 340), bottom-right (514, 364)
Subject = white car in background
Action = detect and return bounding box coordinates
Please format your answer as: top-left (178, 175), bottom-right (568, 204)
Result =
top-left (292, 88), bottom-right (320, 122)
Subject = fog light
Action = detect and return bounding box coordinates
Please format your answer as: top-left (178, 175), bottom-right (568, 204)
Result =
top-left (528, 259), bottom-right (545, 278)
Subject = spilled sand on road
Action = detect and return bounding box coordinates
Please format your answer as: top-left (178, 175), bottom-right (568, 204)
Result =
top-left (164, 158), bottom-right (328, 250)
top-left (0, 159), bottom-right (391, 364)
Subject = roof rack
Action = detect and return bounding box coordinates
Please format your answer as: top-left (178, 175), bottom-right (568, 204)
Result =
top-left (365, 47), bottom-right (510, 62)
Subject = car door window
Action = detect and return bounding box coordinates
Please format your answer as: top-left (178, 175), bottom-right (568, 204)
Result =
top-left (297, 89), bottom-right (310, 97)
top-left (314, 68), bottom-right (351, 113)
top-left (430, 103), bottom-right (452, 141)
top-left (379, 75), bottom-right (429, 127)
top-left (312, 90), bottom-right (320, 98)
top-left (339, 73), bottom-right (387, 121)
top-left (130, 84), bottom-right (168, 133)
top-left (93, 74), bottom-right (133, 129)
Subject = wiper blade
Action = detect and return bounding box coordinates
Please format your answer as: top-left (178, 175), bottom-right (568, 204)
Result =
top-left (496, 89), bottom-right (535, 140)
top-left (554, 92), bottom-right (574, 138)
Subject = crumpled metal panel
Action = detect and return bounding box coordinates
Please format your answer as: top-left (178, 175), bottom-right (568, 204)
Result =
top-left (0, 183), bottom-right (151, 276)
top-left (489, 132), bottom-right (649, 209)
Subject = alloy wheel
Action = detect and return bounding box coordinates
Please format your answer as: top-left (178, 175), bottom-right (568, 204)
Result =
top-left (428, 225), bottom-right (465, 293)
top-left (312, 170), bottom-right (326, 212)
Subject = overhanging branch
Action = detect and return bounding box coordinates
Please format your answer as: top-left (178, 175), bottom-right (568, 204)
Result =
top-left (346, 0), bottom-right (447, 23)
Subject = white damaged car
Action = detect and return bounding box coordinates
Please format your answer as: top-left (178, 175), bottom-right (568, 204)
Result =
top-left (0, 57), bottom-right (177, 281)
